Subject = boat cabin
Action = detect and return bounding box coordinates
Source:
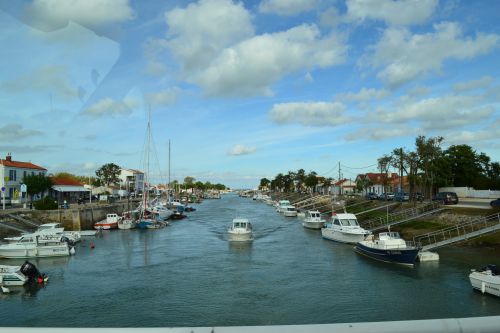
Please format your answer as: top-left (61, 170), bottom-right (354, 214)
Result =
top-left (231, 218), bottom-right (251, 230)
top-left (307, 211), bottom-right (321, 219)
top-left (38, 223), bottom-right (61, 231)
top-left (331, 213), bottom-right (360, 227)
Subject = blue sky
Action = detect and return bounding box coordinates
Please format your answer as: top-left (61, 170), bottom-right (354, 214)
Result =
top-left (0, 0), bottom-right (499, 189)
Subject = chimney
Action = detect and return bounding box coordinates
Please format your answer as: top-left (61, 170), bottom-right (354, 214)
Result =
top-left (6, 153), bottom-right (12, 162)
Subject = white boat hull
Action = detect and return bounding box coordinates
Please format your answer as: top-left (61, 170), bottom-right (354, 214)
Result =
top-left (321, 228), bottom-right (368, 244)
top-left (302, 221), bottom-right (324, 229)
top-left (283, 211), bottom-right (297, 217)
top-left (469, 272), bottom-right (500, 297)
top-left (228, 231), bottom-right (253, 242)
top-left (118, 220), bottom-right (136, 230)
top-left (0, 266), bottom-right (27, 286)
top-left (0, 244), bottom-right (70, 258)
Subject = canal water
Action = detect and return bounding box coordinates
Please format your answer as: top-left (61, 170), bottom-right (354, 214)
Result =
top-left (1, 193), bottom-right (499, 327)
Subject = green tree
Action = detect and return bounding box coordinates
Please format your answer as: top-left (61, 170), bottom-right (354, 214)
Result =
top-left (259, 178), bottom-right (270, 190)
top-left (95, 163), bottom-right (121, 186)
top-left (445, 145), bottom-right (482, 187)
top-left (304, 171), bottom-right (318, 193)
top-left (22, 174), bottom-right (53, 202)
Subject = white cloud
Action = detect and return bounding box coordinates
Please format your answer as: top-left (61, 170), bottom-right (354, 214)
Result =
top-left (453, 76), bottom-right (494, 92)
top-left (345, 126), bottom-right (417, 141)
top-left (259, 0), bottom-right (318, 16)
top-left (145, 88), bottom-right (180, 108)
top-left (0, 124), bottom-right (43, 141)
top-left (165, 0), bottom-right (254, 73)
top-left (195, 24), bottom-right (347, 97)
top-left (269, 101), bottom-right (349, 126)
top-left (371, 94), bottom-right (494, 130)
top-left (446, 121), bottom-right (500, 146)
top-left (25, 0), bottom-right (134, 30)
top-left (320, 7), bottom-right (342, 28)
top-left (82, 97), bottom-right (137, 117)
top-left (346, 0), bottom-right (438, 26)
top-left (337, 88), bottom-right (389, 102)
top-left (0, 65), bottom-right (77, 99)
top-left (229, 144), bottom-right (257, 156)
top-left (364, 22), bottom-right (499, 87)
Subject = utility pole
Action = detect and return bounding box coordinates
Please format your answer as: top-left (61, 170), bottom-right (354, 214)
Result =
top-left (399, 148), bottom-right (403, 192)
top-left (338, 161), bottom-right (342, 196)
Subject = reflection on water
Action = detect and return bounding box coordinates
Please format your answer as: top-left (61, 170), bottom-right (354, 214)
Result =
top-left (0, 193), bottom-right (499, 327)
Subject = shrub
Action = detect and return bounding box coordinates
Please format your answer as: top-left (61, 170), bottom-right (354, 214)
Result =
top-left (33, 197), bottom-right (58, 210)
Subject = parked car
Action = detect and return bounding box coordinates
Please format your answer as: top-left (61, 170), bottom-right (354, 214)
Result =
top-left (394, 192), bottom-right (410, 202)
top-left (432, 192), bottom-right (459, 205)
top-left (411, 192), bottom-right (424, 202)
top-left (490, 198), bottom-right (500, 207)
top-left (366, 192), bottom-right (378, 200)
top-left (378, 192), bottom-right (394, 201)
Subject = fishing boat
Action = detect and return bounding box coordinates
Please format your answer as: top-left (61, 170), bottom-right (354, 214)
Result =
top-left (283, 205), bottom-right (298, 217)
top-left (321, 213), bottom-right (370, 243)
top-left (355, 232), bottom-right (420, 266)
top-left (0, 234), bottom-right (72, 258)
top-left (302, 210), bottom-right (324, 229)
top-left (0, 261), bottom-right (46, 286)
top-left (228, 218), bottom-right (253, 242)
top-left (118, 211), bottom-right (137, 230)
top-left (469, 264), bottom-right (500, 297)
top-left (94, 213), bottom-right (121, 230)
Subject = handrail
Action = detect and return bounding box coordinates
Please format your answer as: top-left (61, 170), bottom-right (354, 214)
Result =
top-left (361, 202), bottom-right (442, 230)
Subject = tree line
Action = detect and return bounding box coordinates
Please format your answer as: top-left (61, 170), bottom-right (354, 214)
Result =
top-left (260, 169), bottom-right (329, 193)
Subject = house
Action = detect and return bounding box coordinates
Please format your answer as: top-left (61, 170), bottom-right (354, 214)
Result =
top-left (49, 177), bottom-right (89, 204)
top-left (332, 179), bottom-right (357, 195)
top-left (119, 168), bottom-right (144, 193)
top-left (0, 153), bottom-right (47, 204)
top-left (355, 173), bottom-right (403, 195)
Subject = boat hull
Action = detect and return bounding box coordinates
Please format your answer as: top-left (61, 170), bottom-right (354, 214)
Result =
top-left (302, 221), bottom-right (324, 230)
top-left (117, 220), bottom-right (136, 230)
top-left (322, 228), bottom-right (368, 244)
top-left (355, 242), bottom-right (419, 266)
top-left (228, 231), bottom-right (253, 242)
top-left (93, 222), bottom-right (118, 230)
top-left (0, 266), bottom-right (27, 286)
top-left (469, 272), bottom-right (500, 297)
top-left (0, 244), bottom-right (70, 258)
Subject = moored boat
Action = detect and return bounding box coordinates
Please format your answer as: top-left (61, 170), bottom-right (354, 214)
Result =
top-left (321, 213), bottom-right (370, 244)
top-left (0, 234), bottom-right (72, 258)
top-left (283, 205), bottom-right (298, 217)
top-left (0, 261), bottom-right (46, 286)
top-left (469, 264), bottom-right (500, 297)
top-left (302, 210), bottom-right (324, 229)
top-left (94, 213), bottom-right (121, 230)
top-left (228, 218), bottom-right (253, 242)
top-left (118, 211), bottom-right (137, 230)
top-left (355, 232), bottom-right (420, 266)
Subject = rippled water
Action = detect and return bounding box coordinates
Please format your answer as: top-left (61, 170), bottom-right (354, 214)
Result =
top-left (1, 193), bottom-right (499, 327)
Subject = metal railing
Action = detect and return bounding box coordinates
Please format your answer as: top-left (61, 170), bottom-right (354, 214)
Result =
top-left (415, 212), bottom-right (500, 250)
top-left (361, 202), bottom-right (443, 230)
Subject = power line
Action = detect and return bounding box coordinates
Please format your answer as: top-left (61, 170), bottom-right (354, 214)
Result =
top-left (340, 163), bottom-right (377, 170)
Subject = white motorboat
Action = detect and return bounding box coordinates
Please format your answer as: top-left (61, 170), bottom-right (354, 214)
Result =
top-left (302, 210), bottom-right (324, 229)
top-left (321, 213), bottom-right (370, 244)
top-left (150, 205), bottom-right (174, 220)
top-left (4, 223), bottom-right (80, 244)
top-left (94, 213), bottom-right (121, 230)
top-left (0, 262), bottom-right (46, 286)
top-left (283, 205), bottom-right (298, 217)
top-left (469, 264), bottom-right (500, 297)
top-left (118, 211), bottom-right (137, 230)
top-left (355, 232), bottom-right (420, 266)
top-left (276, 200), bottom-right (291, 213)
top-left (0, 234), bottom-right (71, 258)
top-left (228, 218), bottom-right (253, 242)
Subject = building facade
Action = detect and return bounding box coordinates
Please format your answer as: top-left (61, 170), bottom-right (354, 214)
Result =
top-left (118, 168), bottom-right (144, 193)
top-left (0, 153), bottom-right (47, 204)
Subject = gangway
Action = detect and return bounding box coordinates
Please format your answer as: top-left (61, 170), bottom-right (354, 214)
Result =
top-left (415, 212), bottom-right (500, 251)
top-left (360, 202), bottom-right (446, 232)
top-left (0, 221), bottom-right (29, 233)
top-left (6, 213), bottom-right (39, 228)
top-left (294, 195), bottom-right (330, 209)
top-left (356, 202), bottom-right (399, 216)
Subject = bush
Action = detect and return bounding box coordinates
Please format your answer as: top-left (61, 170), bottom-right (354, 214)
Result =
top-left (33, 197), bottom-right (58, 210)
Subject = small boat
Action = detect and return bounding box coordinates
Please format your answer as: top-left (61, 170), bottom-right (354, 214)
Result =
top-left (355, 232), bottom-right (420, 266)
top-left (0, 261), bottom-right (46, 286)
top-left (4, 223), bottom-right (80, 244)
top-left (94, 213), bottom-right (121, 230)
top-left (302, 210), bottom-right (324, 229)
top-left (118, 211), bottom-right (137, 230)
top-left (0, 234), bottom-right (72, 258)
top-left (228, 218), bottom-right (253, 242)
top-left (469, 264), bottom-right (500, 297)
top-left (282, 205), bottom-right (298, 217)
top-left (276, 200), bottom-right (291, 213)
top-left (321, 213), bottom-right (370, 244)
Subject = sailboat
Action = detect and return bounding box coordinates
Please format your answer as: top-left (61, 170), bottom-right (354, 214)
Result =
top-left (136, 107), bottom-right (167, 230)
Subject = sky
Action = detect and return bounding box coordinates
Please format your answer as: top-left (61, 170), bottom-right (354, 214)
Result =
top-left (0, 0), bottom-right (499, 189)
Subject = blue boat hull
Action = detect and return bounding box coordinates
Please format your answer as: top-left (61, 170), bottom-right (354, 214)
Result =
top-left (355, 242), bottom-right (419, 266)
top-left (136, 219), bottom-right (153, 229)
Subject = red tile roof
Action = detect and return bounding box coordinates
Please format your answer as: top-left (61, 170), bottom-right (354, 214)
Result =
top-left (0, 158), bottom-right (47, 171)
top-left (50, 177), bottom-right (84, 186)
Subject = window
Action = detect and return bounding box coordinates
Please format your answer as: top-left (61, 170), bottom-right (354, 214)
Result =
top-left (9, 170), bottom-right (16, 181)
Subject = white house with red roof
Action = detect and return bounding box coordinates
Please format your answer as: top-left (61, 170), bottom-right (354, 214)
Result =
top-left (0, 153), bottom-right (47, 204)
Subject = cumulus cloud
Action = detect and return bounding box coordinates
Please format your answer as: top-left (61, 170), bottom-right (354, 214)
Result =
top-left (270, 101), bottom-right (349, 126)
top-left (259, 0), bottom-right (318, 16)
top-left (320, 7), bottom-right (342, 28)
top-left (0, 124), bottom-right (43, 141)
top-left (371, 94), bottom-right (494, 130)
top-left (446, 120), bottom-right (500, 146)
top-left (346, 0), bottom-right (438, 26)
top-left (145, 88), bottom-right (180, 108)
top-left (453, 76), bottom-right (493, 92)
top-left (345, 126), bottom-right (417, 141)
top-left (229, 144), bottom-right (256, 156)
top-left (363, 22), bottom-right (499, 87)
top-left (165, 0), bottom-right (254, 73)
top-left (82, 97), bottom-right (137, 117)
top-left (0, 65), bottom-right (77, 99)
top-left (195, 24), bottom-right (347, 97)
top-left (337, 88), bottom-right (389, 102)
top-left (25, 0), bottom-right (134, 31)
